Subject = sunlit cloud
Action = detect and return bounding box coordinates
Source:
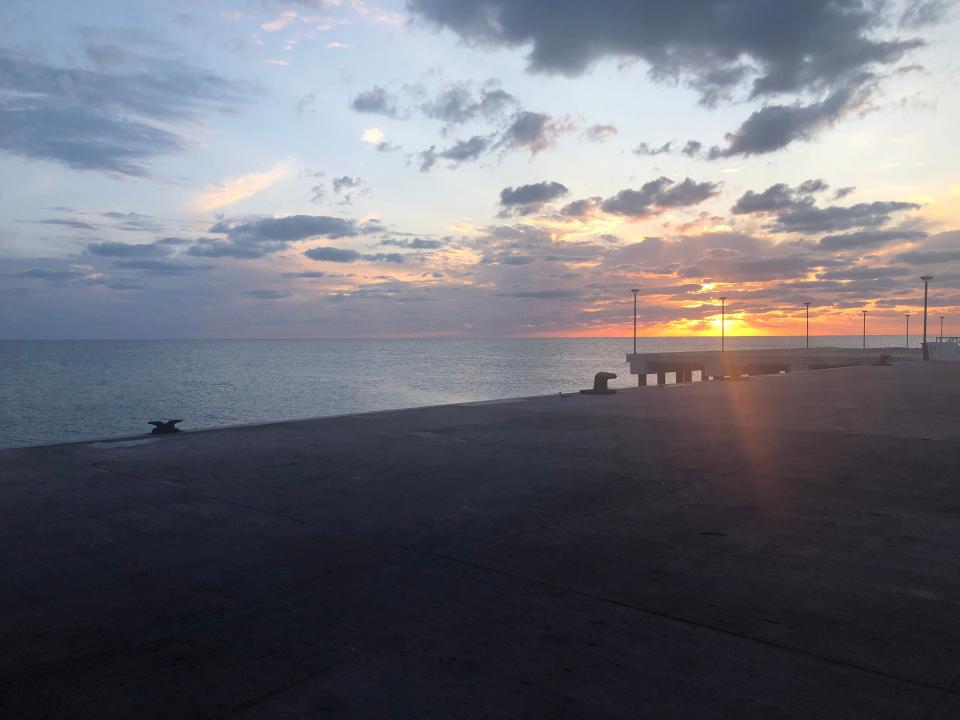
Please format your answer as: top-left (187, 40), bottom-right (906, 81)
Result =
top-left (187, 159), bottom-right (294, 213)
top-left (361, 127), bottom-right (385, 144)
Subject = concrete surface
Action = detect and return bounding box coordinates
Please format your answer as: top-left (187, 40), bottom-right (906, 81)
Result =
top-left (2, 362), bottom-right (960, 718)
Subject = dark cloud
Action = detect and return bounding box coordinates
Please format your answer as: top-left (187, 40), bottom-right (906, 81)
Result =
top-left (409, 1), bottom-right (924, 102)
top-left (583, 123), bottom-right (617, 142)
top-left (895, 249), bottom-right (960, 265)
top-left (421, 83), bottom-right (517, 126)
top-left (350, 86), bottom-right (399, 117)
top-left (560, 197), bottom-right (601, 218)
top-left (418, 134), bottom-right (491, 171)
top-left (773, 200), bottom-right (920, 233)
top-left (304, 247), bottom-right (405, 263)
top-left (0, 48), bottom-right (251, 177)
top-left (833, 186), bottom-right (856, 200)
top-left (707, 83), bottom-right (866, 158)
top-left (15, 268), bottom-right (84, 281)
top-left (190, 214), bottom-right (368, 259)
top-left (497, 288), bottom-right (580, 299)
top-left (375, 141), bottom-right (402, 152)
top-left (679, 248), bottom-right (820, 282)
top-left (819, 265), bottom-right (913, 281)
top-left (681, 140), bottom-right (702, 157)
top-left (600, 177), bottom-right (720, 217)
top-left (633, 141), bottom-right (672, 156)
top-left (113, 259), bottom-right (213, 273)
top-left (497, 111), bottom-right (568, 154)
top-left (87, 240), bottom-right (173, 257)
top-left (731, 183), bottom-right (797, 214)
top-left (499, 181), bottom-right (569, 213)
top-left (818, 229), bottom-right (926, 250)
top-left (34, 218), bottom-right (97, 230)
top-left (241, 289), bottom-right (291, 299)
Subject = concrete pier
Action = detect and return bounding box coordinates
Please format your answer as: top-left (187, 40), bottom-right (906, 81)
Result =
top-left (628, 346), bottom-right (921, 383)
top-left (2, 362), bottom-right (960, 718)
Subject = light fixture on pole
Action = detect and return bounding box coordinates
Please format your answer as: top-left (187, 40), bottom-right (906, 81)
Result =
top-left (921, 276), bottom-right (933, 360)
top-left (719, 296), bottom-right (728, 352)
top-left (630, 288), bottom-right (640, 356)
top-left (862, 310), bottom-right (867, 349)
top-left (941, 315), bottom-right (945, 342)
top-left (905, 313), bottom-right (911, 349)
top-left (804, 302), bottom-right (811, 349)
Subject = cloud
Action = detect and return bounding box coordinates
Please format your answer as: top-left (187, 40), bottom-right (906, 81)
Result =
top-left (772, 200), bottom-right (920, 233)
top-left (583, 124), bottom-right (617, 142)
top-left (499, 181), bottom-right (569, 216)
top-left (304, 247), bottom-right (405, 263)
top-left (15, 268), bottom-right (84, 281)
top-left (707, 84), bottom-right (866, 158)
top-left (361, 128), bottom-right (385, 144)
top-left (378, 237), bottom-right (444, 249)
top-left (0, 48), bottom-right (251, 177)
top-left (113, 259), bottom-right (213, 273)
top-left (497, 111), bottom-right (569, 154)
top-left (895, 249), bottom-right (960, 265)
top-left (600, 177), bottom-right (720, 217)
top-left (417, 134), bottom-right (491, 171)
top-left (497, 288), bottom-right (580, 299)
top-left (678, 248), bottom-right (820, 282)
top-left (34, 218), bottom-right (97, 230)
top-left (350, 86), bottom-right (400, 117)
top-left (241, 289), bottom-right (291, 299)
top-left (188, 214), bottom-right (370, 259)
top-left (87, 240), bottom-right (173, 258)
top-left (408, 1), bottom-right (924, 103)
top-left (818, 229), bottom-right (926, 250)
top-left (633, 141), bottom-right (672, 156)
top-left (187, 160), bottom-right (293, 213)
top-left (421, 83), bottom-right (517, 126)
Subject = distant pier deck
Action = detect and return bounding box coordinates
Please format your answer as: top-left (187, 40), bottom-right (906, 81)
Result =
top-left (2, 362), bottom-right (960, 718)
top-left (628, 346), bottom-right (922, 384)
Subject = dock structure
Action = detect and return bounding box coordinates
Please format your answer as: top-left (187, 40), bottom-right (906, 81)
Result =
top-left (628, 346), bottom-right (922, 385)
top-left (3, 362), bottom-right (960, 718)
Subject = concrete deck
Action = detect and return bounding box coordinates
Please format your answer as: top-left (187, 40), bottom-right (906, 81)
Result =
top-left (2, 362), bottom-right (960, 718)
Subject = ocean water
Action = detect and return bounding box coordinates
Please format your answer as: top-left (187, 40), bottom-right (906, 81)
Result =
top-left (0, 336), bottom-right (905, 448)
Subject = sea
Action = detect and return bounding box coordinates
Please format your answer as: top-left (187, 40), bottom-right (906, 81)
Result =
top-left (0, 336), bottom-right (906, 449)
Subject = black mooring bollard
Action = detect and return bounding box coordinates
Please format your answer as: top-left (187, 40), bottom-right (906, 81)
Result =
top-left (149, 419), bottom-right (183, 435)
top-left (580, 372), bottom-right (618, 395)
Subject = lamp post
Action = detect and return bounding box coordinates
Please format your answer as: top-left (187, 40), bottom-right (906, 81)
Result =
top-left (941, 316), bottom-right (945, 342)
top-left (630, 288), bottom-right (640, 356)
top-left (720, 296), bottom-right (727, 352)
top-left (862, 310), bottom-right (867, 349)
top-left (921, 276), bottom-right (933, 360)
top-left (905, 313), bottom-right (911, 349)
top-left (804, 302), bottom-right (811, 349)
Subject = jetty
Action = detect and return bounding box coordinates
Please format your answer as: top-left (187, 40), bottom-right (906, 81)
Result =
top-left (628, 346), bottom-right (921, 384)
top-left (3, 361), bottom-right (960, 718)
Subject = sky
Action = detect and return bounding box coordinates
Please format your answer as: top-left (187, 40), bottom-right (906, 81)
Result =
top-left (1, 0), bottom-right (959, 339)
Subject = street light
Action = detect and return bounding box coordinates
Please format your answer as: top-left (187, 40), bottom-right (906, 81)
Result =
top-left (941, 315), bottom-right (946, 342)
top-left (630, 288), bottom-right (640, 356)
top-left (719, 296), bottom-right (728, 352)
top-left (921, 276), bottom-right (933, 360)
top-left (862, 310), bottom-right (867, 349)
top-left (905, 313), bottom-right (911, 349)
top-left (804, 302), bottom-right (811, 349)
